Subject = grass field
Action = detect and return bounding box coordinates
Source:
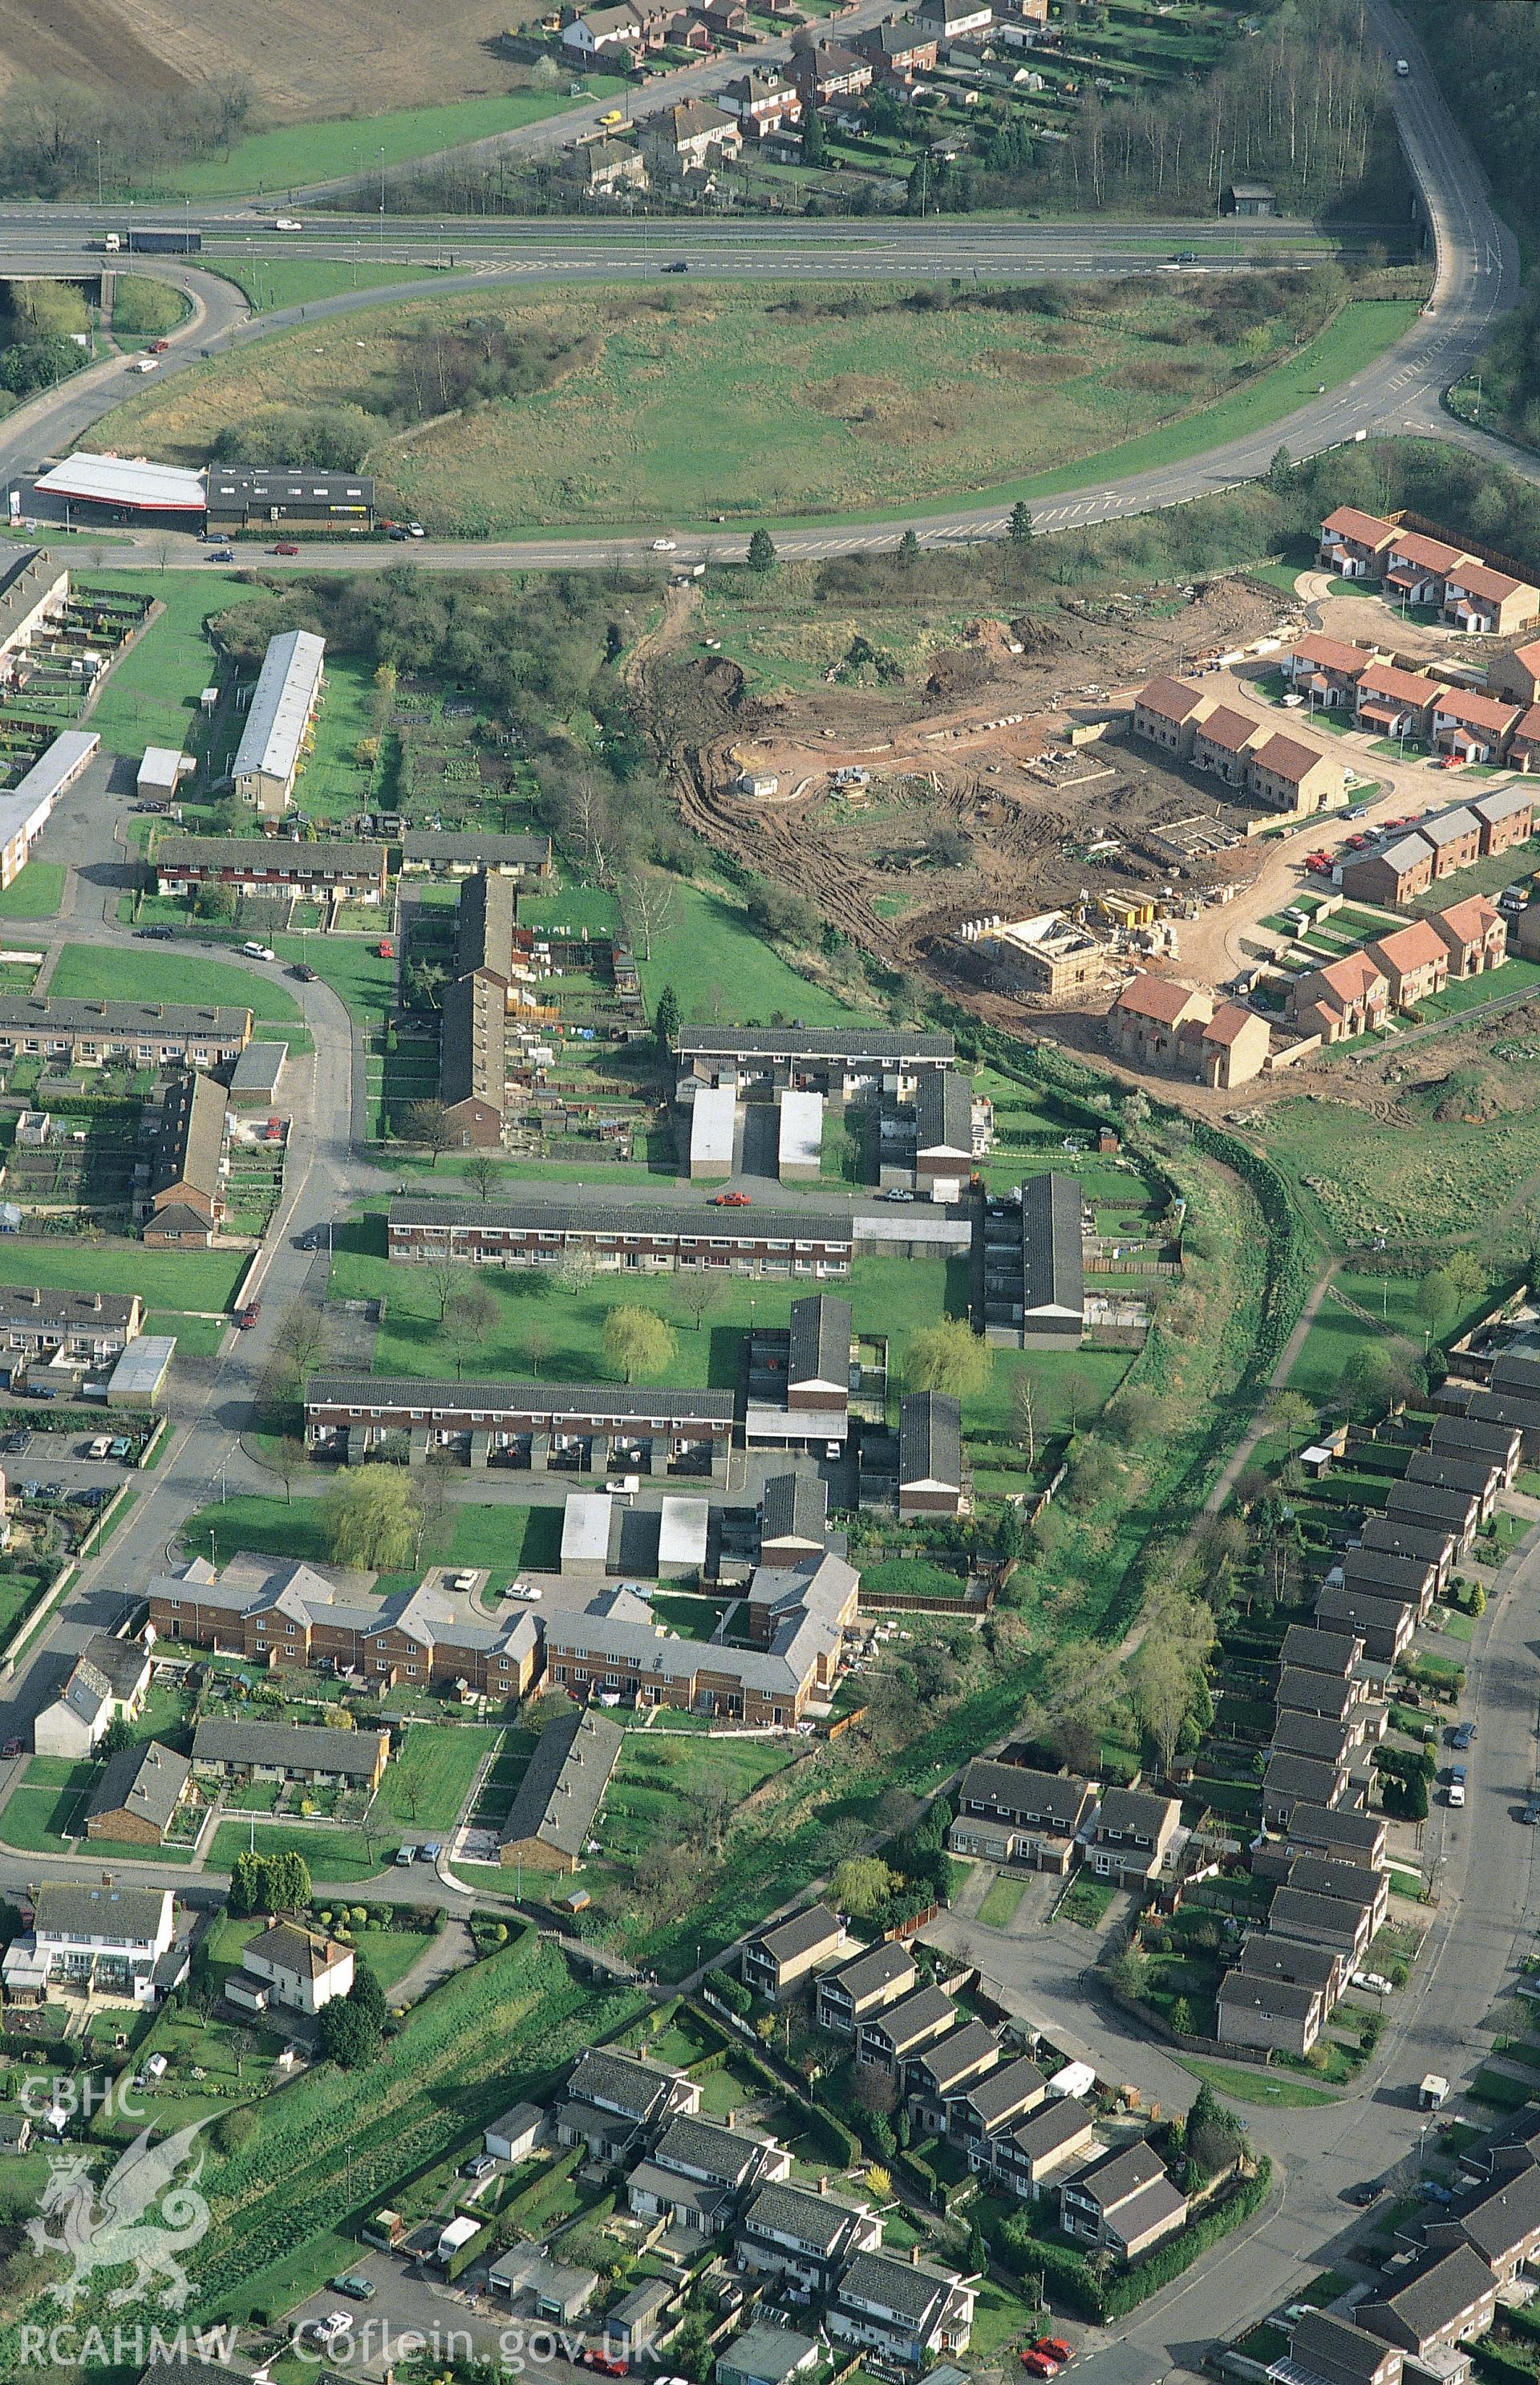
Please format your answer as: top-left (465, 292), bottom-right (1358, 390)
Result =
top-left (188, 1491), bottom-right (565, 1588)
top-left (636, 881), bottom-right (865, 1024)
top-left (206, 1816), bottom-right (400, 1880)
top-left (0, 1235), bottom-right (245, 1310)
top-left (82, 571), bottom-right (253, 761)
top-left (166, 82), bottom-right (626, 200)
top-left (85, 286), bottom-right (1419, 536)
top-left (373, 1721), bottom-right (500, 1832)
top-left (49, 941), bottom-right (305, 1030)
top-left (0, 865), bottom-right (63, 919)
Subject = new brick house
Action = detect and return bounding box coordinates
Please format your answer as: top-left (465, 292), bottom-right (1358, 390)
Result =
top-left (1287, 951), bottom-right (1390, 1043)
top-left (1283, 635), bottom-right (1378, 708)
top-left (1190, 704), bottom-right (1260, 785)
top-left (1217, 1969), bottom-right (1324, 2058)
top-left (853, 19), bottom-right (938, 77)
top-left (1319, 506), bottom-right (1397, 579)
top-left (1130, 675), bottom-right (1210, 757)
top-left (1430, 689), bottom-right (1522, 764)
top-left (1432, 894), bottom-right (1507, 978)
top-left (1384, 531), bottom-right (1473, 608)
top-left (1443, 562), bottom-right (1540, 637)
top-left (1420, 805), bottom-right (1485, 877)
top-left (1491, 638), bottom-right (1540, 707)
top-left (1104, 974), bottom-right (1211, 1069)
top-left (1510, 708), bottom-right (1540, 772)
top-left (1340, 831), bottom-right (1435, 907)
top-left (1246, 730), bottom-right (1348, 815)
top-left (1353, 663), bottom-right (1440, 742)
top-left (742, 1904), bottom-right (844, 2001)
top-left (1088, 1787), bottom-right (1182, 1887)
top-left (817, 1941), bottom-right (917, 2034)
top-left (1364, 918), bottom-right (1449, 1006)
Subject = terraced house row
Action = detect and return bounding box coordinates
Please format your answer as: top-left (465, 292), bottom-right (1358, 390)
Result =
top-left (1131, 679), bottom-right (1349, 816)
top-left (1285, 896), bottom-right (1510, 1042)
top-left (1283, 633), bottom-right (1540, 773)
top-left (1317, 508), bottom-right (1540, 635)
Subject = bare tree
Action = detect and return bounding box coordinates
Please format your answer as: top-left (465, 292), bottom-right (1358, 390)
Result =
top-left (678, 1272), bottom-right (719, 1333)
top-left (1011, 1371), bottom-right (1037, 1468)
top-left (445, 1280), bottom-right (498, 1378)
top-left (464, 1152), bottom-right (499, 1203)
top-left (620, 869), bottom-right (679, 963)
top-left (424, 1254), bottom-right (466, 1323)
top-left (279, 1300), bottom-right (329, 1380)
top-left (525, 1320), bottom-right (551, 1378)
top-left (405, 1098), bottom-right (455, 1169)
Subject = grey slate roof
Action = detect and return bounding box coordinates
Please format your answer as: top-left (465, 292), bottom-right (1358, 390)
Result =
top-left (498, 1707), bottom-right (623, 1861)
top-left (567, 2048), bottom-right (684, 2120)
top-left (955, 2053), bottom-right (1044, 2125)
top-left (1021, 1170), bottom-right (1084, 1318)
top-left (1289, 2310), bottom-right (1395, 2385)
top-left (191, 1717), bottom-right (388, 1779)
top-left (403, 830), bottom-right (551, 869)
top-left (788, 1293), bottom-right (852, 1392)
top-left (79, 1630), bottom-right (151, 1699)
top-left (307, 1370), bottom-right (734, 1422)
top-left (1218, 1973), bottom-right (1320, 2024)
top-left (0, 1287), bottom-right (138, 1336)
top-left (861, 1981), bottom-right (955, 2050)
top-left (1007, 2097), bottom-right (1094, 2164)
top-left (1236, 1932), bottom-right (1340, 1991)
top-left (1455, 2161), bottom-right (1540, 2261)
top-left (915, 1068), bottom-right (973, 1155)
top-left (156, 835), bottom-right (385, 878)
top-left (1361, 2244), bottom-right (1495, 2346)
top-left (652, 2113), bottom-right (768, 2184)
top-left (86, 1740), bottom-right (188, 1835)
top-left (1279, 1623), bottom-right (1363, 1676)
top-left (744, 2178), bottom-right (869, 2256)
top-left (899, 1389), bottom-right (962, 1491)
top-left (836, 2248), bottom-right (956, 2326)
top-left (917, 2018), bottom-right (998, 2092)
top-left (34, 1879), bottom-right (168, 1945)
top-left (1096, 1786), bottom-right (1179, 1842)
top-left (761, 1472), bottom-right (829, 1547)
top-left (676, 1026), bottom-right (954, 1063)
top-left (1272, 1802), bottom-right (1385, 1857)
top-left (388, 1196), bottom-right (856, 1244)
top-left (752, 1903), bottom-right (842, 1967)
top-left (822, 1940), bottom-right (916, 2004)
top-left (0, 995), bottom-right (249, 1040)
top-left (956, 1758), bottom-right (1094, 1835)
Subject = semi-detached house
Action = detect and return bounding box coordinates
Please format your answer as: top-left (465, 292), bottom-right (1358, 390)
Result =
top-left (1443, 562), bottom-right (1540, 637)
top-left (1364, 918), bottom-right (1449, 1007)
top-left (1384, 531), bottom-right (1473, 608)
top-left (1431, 689), bottom-right (1522, 764)
top-left (743, 1904), bottom-right (845, 2001)
top-left (946, 1758), bottom-right (1096, 1872)
top-left (827, 2248), bottom-right (975, 2369)
top-left (1060, 2141), bottom-right (1188, 2261)
top-left (977, 2095), bottom-right (1097, 2200)
top-left (738, 2179), bottom-right (882, 2292)
top-left (1283, 635), bottom-right (1378, 707)
top-left (817, 1941), bottom-right (917, 2033)
top-left (1354, 663), bottom-right (1441, 741)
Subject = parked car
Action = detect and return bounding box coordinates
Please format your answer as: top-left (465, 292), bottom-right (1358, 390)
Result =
top-left (1021, 2355), bottom-right (1059, 2378)
top-left (407, 521), bottom-right (425, 537)
top-left (239, 939), bottom-right (277, 961)
top-left (651, 537), bottom-right (678, 552)
top-left (1451, 1721), bottom-right (1476, 1749)
top-left (2, 1430), bottom-right (31, 1455)
top-left (2, 1739), bottom-right (21, 1760)
top-left (1522, 1801), bottom-right (1540, 1826)
top-left (882, 1187), bottom-right (916, 1203)
top-left (710, 1190), bottom-right (751, 1207)
top-left (209, 548), bottom-right (235, 562)
top-left (463, 2154), bottom-right (497, 2180)
top-left (274, 542), bottom-right (300, 556)
top-left (1343, 2179), bottom-right (1382, 2205)
top-left (395, 1844), bottom-right (416, 1866)
top-left (107, 1437), bottom-right (134, 1461)
top-left (389, 525), bottom-right (409, 541)
top-left (1032, 2342), bottom-right (1074, 2366)
top-left (292, 962), bottom-right (317, 981)
top-left (330, 2274), bottom-right (376, 2302)
top-left (136, 923), bottom-right (174, 939)
top-left (581, 2354), bottom-right (626, 2378)
top-left (237, 1303), bottom-right (262, 1328)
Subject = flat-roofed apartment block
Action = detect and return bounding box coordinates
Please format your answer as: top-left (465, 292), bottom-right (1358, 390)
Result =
top-left (0, 728), bottom-right (99, 891)
top-left (982, 1170), bottom-right (1084, 1348)
top-left (144, 1070), bottom-right (229, 1247)
top-left (1319, 506), bottom-right (1397, 579)
top-left (1353, 663), bottom-right (1441, 742)
top-left (899, 1389), bottom-right (964, 1519)
top-left (1359, 2245), bottom-right (1497, 2377)
top-left (689, 1079), bottom-right (736, 1182)
top-left (1384, 531), bottom-right (1473, 608)
top-left (1443, 562), bottom-right (1540, 638)
top-left (1130, 675), bottom-right (1211, 757)
top-left (153, 837), bottom-right (388, 905)
top-left (1287, 2310), bottom-right (1404, 2385)
top-left (1283, 635), bottom-right (1379, 708)
top-left (738, 2179), bottom-right (881, 2292)
top-left (777, 1085), bottom-right (824, 1186)
top-left (305, 1370), bottom-right (735, 1483)
top-left (387, 1196), bottom-right (857, 1281)
top-left (497, 1706), bottom-right (623, 1873)
top-left (400, 830), bottom-right (553, 878)
top-left (947, 1758), bottom-right (1096, 1872)
top-left (1217, 1968), bottom-right (1324, 2058)
top-left (205, 464), bottom-right (375, 531)
top-left (1060, 2140), bottom-right (1188, 2261)
top-left (743, 1902), bottom-right (845, 2000)
top-left (232, 629), bottom-right (326, 816)
top-left (0, 996), bottom-right (250, 1072)
top-left (675, 1024), bottom-right (954, 1100)
top-left (817, 1941), bottom-right (917, 2033)
top-left (981, 2096), bottom-right (1097, 2200)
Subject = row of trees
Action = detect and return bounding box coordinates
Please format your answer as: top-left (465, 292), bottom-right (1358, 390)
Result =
top-left (0, 71), bottom-right (256, 200)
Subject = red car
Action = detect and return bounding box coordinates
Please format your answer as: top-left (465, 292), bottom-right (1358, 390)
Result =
top-left (237, 1303), bottom-right (262, 1329)
top-left (274, 542), bottom-right (300, 556)
top-left (581, 2355), bottom-right (626, 2378)
top-left (378, 938), bottom-right (395, 960)
top-left (1021, 2356), bottom-right (1059, 2378)
top-left (147, 338), bottom-right (171, 354)
top-left (1034, 2341), bottom-right (1074, 2366)
top-left (710, 1190), bottom-right (751, 1207)
top-left (1345, 833), bottom-right (1369, 849)
top-left (1438, 752), bottom-right (1465, 769)
top-left (2, 1738), bottom-right (21, 1760)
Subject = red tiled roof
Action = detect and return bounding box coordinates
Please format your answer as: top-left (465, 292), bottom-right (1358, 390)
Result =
top-left (1113, 973), bottom-right (1203, 1026)
top-left (1194, 704), bottom-right (1258, 753)
top-left (1250, 731), bottom-right (1329, 785)
top-left (1202, 1003), bottom-right (1263, 1048)
top-left (1514, 706), bottom-right (1540, 746)
top-left (1322, 506), bottom-right (1396, 547)
top-left (1291, 635), bottom-right (1376, 675)
top-left (1448, 561), bottom-right (1535, 604)
top-left (1508, 639), bottom-right (1540, 675)
top-left (1435, 894), bottom-right (1502, 943)
top-left (1134, 675), bottom-right (1207, 724)
top-left (1367, 919), bottom-right (1447, 971)
top-left (1357, 663), bottom-right (1437, 707)
top-left (1307, 951), bottom-right (1387, 1004)
top-left (1432, 687), bottom-right (1522, 735)
top-left (1387, 533), bottom-right (1468, 574)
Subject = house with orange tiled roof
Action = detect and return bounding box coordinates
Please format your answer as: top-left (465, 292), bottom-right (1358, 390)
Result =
top-left (1443, 561), bottom-right (1540, 639)
top-left (1364, 918), bottom-right (1449, 1008)
top-left (1354, 663), bottom-right (1439, 742)
top-left (1191, 704), bottom-right (1260, 785)
top-left (1510, 708), bottom-right (1540, 775)
top-left (1287, 951), bottom-right (1390, 1044)
top-left (1106, 977), bottom-right (1268, 1086)
top-left (1131, 677), bottom-right (1211, 759)
top-left (1431, 894), bottom-right (1508, 980)
top-left (1283, 635), bottom-right (1379, 709)
top-left (1181, 1002), bottom-right (1271, 1089)
top-left (1430, 687), bottom-right (1522, 764)
top-left (1246, 729), bottom-right (1349, 815)
top-left (1492, 639), bottom-right (1540, 709)
top-left (1319, 507), bottom-right (1397, 580)
top-left (1384, 532), bottom-right (1473, 609)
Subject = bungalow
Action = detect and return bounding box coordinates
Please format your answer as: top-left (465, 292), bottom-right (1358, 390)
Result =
top-left (1511, 707), bottom-right (1540, 773)
top-left (1470, 781), bottom-right (1534, 851)
top-left (1060, 2140), bottom-right (1188, 2261)
top-left (739, 2179), bottom-right (881, 2292)
top-left (1190, 704), bottom-right (1260, 785)
top-left (1432, 893), bottom-right (1508, 978)
top-left (190, 1718), bottom-right (389, 1792)
top-left (827, 2247), bottom-right (975, 2368)
top-left (1088, 1786), bottom-right (1182, 1888)
top-left (1492, 637), bottom-right (1540, 707)
top-left (1130, 675), bottom-right (1210, 759)
top-left (946, 1757), bottom-right (1096, 1872)
top-left (857, 1983), bottom-right (958, 2072)
top-left (1340, 831), bottom-right (1435, 907)
top-left (1217, 1969), bottom-right (1323, 2059)
top-left (717, 2327), bottom-right (821, 2385)
top-left (1246, 730), bottom-right (1348, 816)
top-left (981, 2096), bottom-right (1097, 2200)
top-left (1288, 2311), bottom-right (1404, 2385)
top-left (1364, 918), bottom-right (1449, 1007)
top-left (1287, 951), bottom-right (1390, 1044)
top-left (1443, 562), bottom-right (1540, 638)
top-left (226, 1919), bottom-right (354, 2018)
top-left (1431, 691), bottom-right (1522, 765)
top-left (945, 2054), bottom-right (1046, 2148)
top-left (1384, 532), bottom-right (1473, 609)
top-left (1283, 634), bottom-right (1378, 708)
top-left (742, 1904), bottom-right (845, 2002)
top-left (85, 1741), bottom-right (191, 1848)
top-left (1319, 506), bottom-right (1397, 580)
top-left (817, 1941), bottom-right (918, 2034)
top-left (1359, 2245), bottom-right (1497, 2369)
top-left (1354, 663), bottom-right (1439, 742)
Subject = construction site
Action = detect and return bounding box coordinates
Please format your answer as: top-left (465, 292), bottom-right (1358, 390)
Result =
top-left (638, 571), bottom-right (1299, 1019)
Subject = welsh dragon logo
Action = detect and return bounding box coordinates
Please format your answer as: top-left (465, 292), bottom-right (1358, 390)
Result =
top-left (26, 2118), bottom-right (211, 2311)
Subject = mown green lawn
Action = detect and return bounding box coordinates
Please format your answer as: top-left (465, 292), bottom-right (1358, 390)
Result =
top-left (0, 1236), bottom-right (245, 1311)
top-left (206, 1817), bottom-right (401, 1880)
top-left (47, 941), bottom-right (305, 1027)
top-left (0, 865), bottom-right (64, 919)
top-left (373, 1722), bottom-right (501, 1832)
top-left (636, 881), bottom-right (865, 1026)
top-left (82, 571), bottom-right (252, 761)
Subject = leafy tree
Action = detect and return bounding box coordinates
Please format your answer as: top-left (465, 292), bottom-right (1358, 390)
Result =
top-left (405, 1098), bottom-right (455, 1167)
top-left (997, 1502), bottom-right (1026, 1564)
top-left (556, 1247), bottom-right (598, 1296)
top-left (967, 2216), bottom-right (987, 2274)
top-left (99, 1713), bottom-right (135, 1758)
top-left (320, 1994), bottom-right (382, 2069)
top-left (747, 527), bottom-right (778, 573)
top-left (213, 2103), bottom-right (257, 2157)
top-left (346, 1957), bottom-right (387, 2030)
top-left (1105, 1942), bottom-right (1148, 2000)
top-left (602, 1304), bottom-right (677, 1383)
top-left (1009, 500), bottom-right (1034, 544)
top-left (906, 1316), bottom-right (992, 1399)
top-left (322, 1464), bottom-right (424, 1573)
top-left (263, 1851), bottom-right (313, 1912)
top-left (831, 1855), bottom-right (898, 1917)
top-left (653, 981), bottom-right (682, 1052)
top-left (1188, 2079), bottom-right (1245, 2178)
top-left (228, 1852), bottom-right (262, 1917)
top-left (1169, 1996), bottom-right (1195, 2037)
top-left (1269, 1389), bottom-right (1316, 1455)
